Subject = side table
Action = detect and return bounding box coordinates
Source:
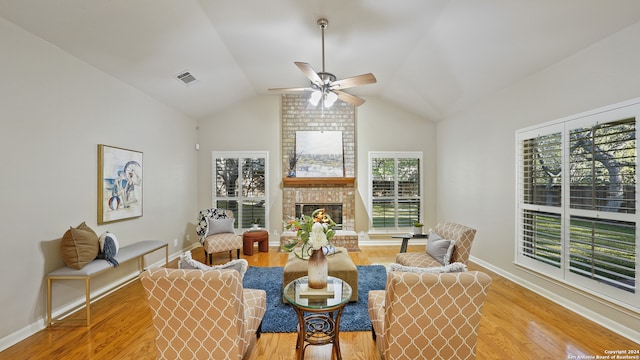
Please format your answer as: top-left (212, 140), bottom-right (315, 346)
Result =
top-left (392, 233), bottom-right (428, 253)
top-left (283, 276), bottom-right (352, 360)
top-left (243, 230), bottom-right (269, 255)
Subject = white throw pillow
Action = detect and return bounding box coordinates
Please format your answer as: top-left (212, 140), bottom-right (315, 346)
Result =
top-left (206, 217), bottom-right (235, 236)
top-left (387, 262), bottom-right (467, 274)
top-left (178, 250), bottom-right (247, 280)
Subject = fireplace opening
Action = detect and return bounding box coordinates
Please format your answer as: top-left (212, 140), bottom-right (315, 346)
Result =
top-left (295, 203), bottom-right (343, 230)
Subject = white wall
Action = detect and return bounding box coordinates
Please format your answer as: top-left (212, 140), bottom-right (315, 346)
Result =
top-left (357, 99), bottom-right (438, 234)
top-left (437, 21), bottom-right (640, 339)
top-left (0, 18), bottom-right (198, 346)
top-left (195, 96), bottom-right (282, 240)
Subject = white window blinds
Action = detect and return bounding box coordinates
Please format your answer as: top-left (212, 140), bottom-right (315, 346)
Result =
top-left (213, 151), bottom-right (268, 229)
top-left (516, 100), bottom-right (639, 310)
top-left (369, 152), bottom-right (422, 230)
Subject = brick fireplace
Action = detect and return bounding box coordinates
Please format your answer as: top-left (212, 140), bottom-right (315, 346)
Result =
top-left (280, 94), bottom-right (359, 251)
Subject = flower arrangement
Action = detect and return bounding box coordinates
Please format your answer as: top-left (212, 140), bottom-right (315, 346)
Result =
top-left (284, 208), bottom-right (336, 259)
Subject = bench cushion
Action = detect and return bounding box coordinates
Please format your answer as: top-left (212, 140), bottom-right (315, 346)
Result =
top-left (49, 240), bottom-right (166, 277)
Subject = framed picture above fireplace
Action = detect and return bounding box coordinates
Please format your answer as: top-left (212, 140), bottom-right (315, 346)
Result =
top-left (295, 130), bottom-right (344, 177)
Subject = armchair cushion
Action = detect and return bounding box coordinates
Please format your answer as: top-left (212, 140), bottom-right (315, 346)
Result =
top-left (206, 217), bottom-right (235, 236)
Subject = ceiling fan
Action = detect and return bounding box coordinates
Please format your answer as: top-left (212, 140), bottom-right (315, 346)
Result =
top-left (268, 18), bottom-right (376, 107)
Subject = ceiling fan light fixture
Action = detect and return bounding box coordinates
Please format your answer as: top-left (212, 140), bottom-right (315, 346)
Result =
top-left (309, 90), bottom-right (322, 106)
top-left (324, 91), bottom-right (338, 107)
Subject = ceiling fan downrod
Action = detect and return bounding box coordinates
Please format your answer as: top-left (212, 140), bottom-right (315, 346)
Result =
top-left (318, 18), bottom-right (328, 73)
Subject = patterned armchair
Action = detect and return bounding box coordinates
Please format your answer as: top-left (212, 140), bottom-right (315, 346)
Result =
top-left (368, 271), bottom-right (492, 360)
top-left (196, 208), bottom-right (243, 264)
top-left (140, 268), bottom-right (266, 360)
top-left (395, 222), bottom-right (477, 268)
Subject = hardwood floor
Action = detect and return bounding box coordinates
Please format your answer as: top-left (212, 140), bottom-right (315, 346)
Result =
top-left (1, 245), bottom-right (637, 359)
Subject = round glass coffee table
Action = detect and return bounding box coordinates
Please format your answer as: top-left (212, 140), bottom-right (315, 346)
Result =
top-left (283, 276), bottom-right (352, 360)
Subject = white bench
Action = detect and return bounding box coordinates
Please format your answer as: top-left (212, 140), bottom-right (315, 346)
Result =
top-left (47, 240), bottom-right (168, 327)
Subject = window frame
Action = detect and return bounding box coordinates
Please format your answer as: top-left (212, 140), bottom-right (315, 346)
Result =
top-left (211, 151), bottom-right (269, 230)
top-left (516, 99), bottom-right (639, 311)
top-left (368, 151), bottom-right (423, 233)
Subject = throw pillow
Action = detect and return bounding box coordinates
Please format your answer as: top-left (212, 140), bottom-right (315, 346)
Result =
top-left (178, 250), bottom-right (248, 280)
top-left (206, 217), bottom-right (235, 236)
top-left (77, 221), bottom-right (98, 237)
top-left (426, 238), bottom-right (455, 265)
top-left (98, 231), bottom-right (120, 267)
top-left (425, 228), bottom-right (443, 252)
top-left (196, 208), bottom-right (229, 239)
top-left (387, 262), bottom-right (467, 274)
top-left (428, 228), bottom-right (443, 240)
top-left (60, 222), bottom-right (100, 270)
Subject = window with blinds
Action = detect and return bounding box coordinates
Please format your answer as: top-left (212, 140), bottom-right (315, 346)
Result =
top-left (369, 152), bottom-right (422, 230)
top-left (516, 100), bottom-right (639, 310)
top-left (213, 151), bottom-right (268, 229)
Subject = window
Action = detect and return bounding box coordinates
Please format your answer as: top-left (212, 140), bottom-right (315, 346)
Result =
top-left (212, 151), bottom-right (268, 229)
top-left (369, 152), bottom-right (423, 231)
top-left (516, 100), bottom-right (638, 310)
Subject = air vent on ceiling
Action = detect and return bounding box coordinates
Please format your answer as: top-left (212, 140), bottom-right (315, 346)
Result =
top-left (175, 71), bottom-right (198, 86)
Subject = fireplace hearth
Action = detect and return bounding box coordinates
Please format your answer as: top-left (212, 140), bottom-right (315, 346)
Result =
top-left (281, 183), bottom-right (358, 251)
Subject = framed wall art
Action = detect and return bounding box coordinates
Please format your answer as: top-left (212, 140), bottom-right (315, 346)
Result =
top-left (98, 144), bottom-right (143, 224)
top-left (295, 131), bottom-right (344, 177)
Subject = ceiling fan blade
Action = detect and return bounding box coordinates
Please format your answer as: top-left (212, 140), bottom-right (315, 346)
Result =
top-left (334, 90), bottom-right (366, 106)
top-left (268, 87), bottom-right (314, 93)
top-left (330, 73), bottom-right (377, 90)
top-left (295, 62), bottom-right (323, 86)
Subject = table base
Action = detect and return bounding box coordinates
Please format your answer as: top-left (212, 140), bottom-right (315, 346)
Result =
top-left (293, 307), bottom-right (345, 360)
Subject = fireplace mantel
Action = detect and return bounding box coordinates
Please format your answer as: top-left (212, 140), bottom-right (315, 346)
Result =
top-left (282, 177), bottom-right (355, 187)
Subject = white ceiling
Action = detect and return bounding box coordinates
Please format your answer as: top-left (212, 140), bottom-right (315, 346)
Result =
top-left (2, 0), bottom-right (640, 121)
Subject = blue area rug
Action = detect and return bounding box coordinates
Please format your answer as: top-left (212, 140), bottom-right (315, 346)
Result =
top-left (242, 265), bottom-right (387, 333)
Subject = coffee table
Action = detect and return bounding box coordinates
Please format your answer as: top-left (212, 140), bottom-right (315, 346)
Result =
top-left (283, 276), bottom-right (352, 360)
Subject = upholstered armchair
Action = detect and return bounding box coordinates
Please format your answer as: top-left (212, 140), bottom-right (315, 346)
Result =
top-left (196, 208), bottom-right (243, 264)
top-left (368, 271), bottom-right (492, 360)
top-left (140, 268), bottom-right (266, 360)
top-left (395, 222), bottom-right (477, 268)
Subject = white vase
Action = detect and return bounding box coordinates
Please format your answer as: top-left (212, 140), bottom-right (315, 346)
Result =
top-left (413, 226), bottom-right (423, 235)
top-left (307, 248), bottom-right (328, 289)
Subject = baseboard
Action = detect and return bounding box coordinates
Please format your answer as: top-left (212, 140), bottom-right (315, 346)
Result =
top-left (469, 256), bottom-right (640, 344)
top-left (0, 246), bottom-right (186, 352)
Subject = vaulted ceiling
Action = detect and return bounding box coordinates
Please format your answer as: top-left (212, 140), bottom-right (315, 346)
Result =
top-left (2, 0), bottom-right (640, 121)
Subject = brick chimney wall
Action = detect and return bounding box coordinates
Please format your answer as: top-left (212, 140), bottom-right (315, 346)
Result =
top-left (280, 94), bottom-right (358, 251)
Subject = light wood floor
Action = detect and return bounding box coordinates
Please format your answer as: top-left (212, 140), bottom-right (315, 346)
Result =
top-left (1, 245), bottom-right (637, 359)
